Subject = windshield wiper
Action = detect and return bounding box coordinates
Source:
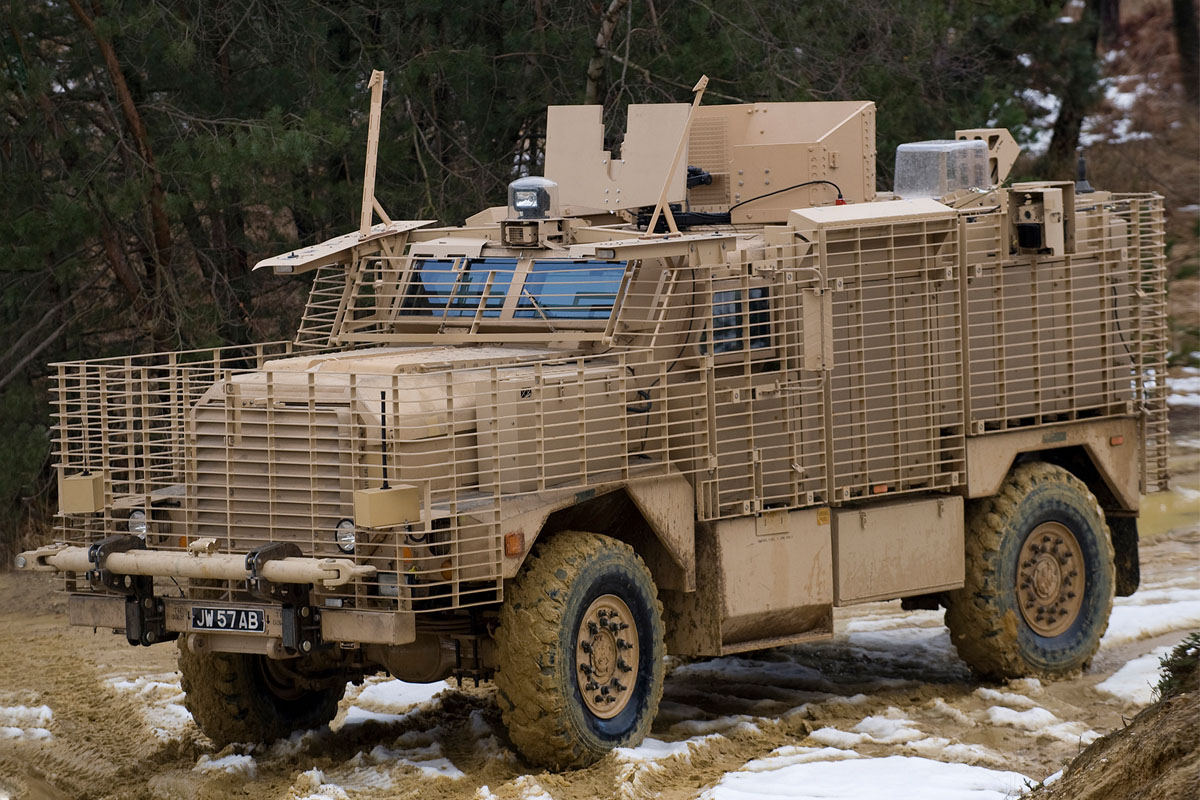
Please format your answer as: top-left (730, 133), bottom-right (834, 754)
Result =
top-left (520, 287), bottom-right (557, 333)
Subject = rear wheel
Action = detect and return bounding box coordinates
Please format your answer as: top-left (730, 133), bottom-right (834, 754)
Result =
top-left (178, 644), bottom-right (345, 746)
top-left (494, 531), bottom-right (665, 769)
top-left (946, 462), bottom-right (1115, 679)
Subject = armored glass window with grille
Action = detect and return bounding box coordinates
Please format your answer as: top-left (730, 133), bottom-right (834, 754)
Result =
top-left (400, 258), bottom-right (517, 317)
top-left (705, 288), bottom-right (771, 354)
top-left (514, 260), bottom-right (626, 320)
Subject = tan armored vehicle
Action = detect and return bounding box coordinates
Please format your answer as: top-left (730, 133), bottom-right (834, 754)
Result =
top-left (17, 73), bottom-right (1167, 768)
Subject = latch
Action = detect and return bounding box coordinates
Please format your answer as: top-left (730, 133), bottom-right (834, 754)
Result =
top-left (244, 542), bottom-right (325, 654)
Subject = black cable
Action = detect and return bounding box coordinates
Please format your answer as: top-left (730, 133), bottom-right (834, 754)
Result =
top-left (727, 179), bottom-right (844, 214)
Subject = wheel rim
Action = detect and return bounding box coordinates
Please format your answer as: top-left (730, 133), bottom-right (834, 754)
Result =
top-left (576, 594), bottom-right (639, 719)
top-left (1017, 521), bottom-right (1086, 637)
top-left (254, 657), bottom-right (308, 702)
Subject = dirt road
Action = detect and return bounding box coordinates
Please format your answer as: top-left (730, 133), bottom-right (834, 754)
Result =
top-left (0, 404), bottom-right (1196, 800)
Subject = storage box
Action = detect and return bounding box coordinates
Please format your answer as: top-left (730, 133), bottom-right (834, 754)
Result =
top-left (353, 484), bottom-right (421, 528)
top-left (59, 472), bottom-right (105, 515)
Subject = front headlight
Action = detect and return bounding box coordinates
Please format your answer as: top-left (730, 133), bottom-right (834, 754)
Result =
top-left (335, 519), bottom-right (356, 554)
top-left (127, 510), bottom-right (148, 537)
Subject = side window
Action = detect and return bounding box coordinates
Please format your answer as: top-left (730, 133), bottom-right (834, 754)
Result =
top-left (706, 287), bottom-right (772, 354)
top-left (747, 288), bottom-right (771, 349)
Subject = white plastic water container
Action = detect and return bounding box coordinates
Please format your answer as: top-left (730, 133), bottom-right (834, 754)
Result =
top-left (894, 139), bottom-right (989, 198)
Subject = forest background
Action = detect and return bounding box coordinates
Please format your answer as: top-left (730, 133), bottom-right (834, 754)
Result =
top-left (1, 0), bottom-right (1197, 558)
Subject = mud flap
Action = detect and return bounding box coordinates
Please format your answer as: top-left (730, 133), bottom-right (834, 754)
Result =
top-left (1109, 515), bottom-right (1140, 597)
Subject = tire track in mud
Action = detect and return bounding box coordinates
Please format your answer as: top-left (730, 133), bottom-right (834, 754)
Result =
top-left (0, 615), bottom-right (195, 799)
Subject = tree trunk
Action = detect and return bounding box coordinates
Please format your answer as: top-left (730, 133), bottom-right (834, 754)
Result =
top-left (584, 0), bottom-right (631, 105)
top-left (66, 0), bottom-right (173, 277)
top-left (1041, 1), bottom-right (1102, 178)
top-left (1174, 0), bottom-right (1200, 106)
top-left (1097, 0), bottom-right (1120, 48)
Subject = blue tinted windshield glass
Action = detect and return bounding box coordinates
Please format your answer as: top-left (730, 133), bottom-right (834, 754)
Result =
top-left (400, 258), bottom-right (516, 317)
top-left (515, 260), bottom-right (626, 320)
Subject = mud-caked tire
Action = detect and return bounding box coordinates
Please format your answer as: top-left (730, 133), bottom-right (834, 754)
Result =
top-left (946, 462), bottom-right (1115, 680)
top-left (494, 531), bottom-right (665, 769)
top-left (178, 643), bottom-right (345, 746)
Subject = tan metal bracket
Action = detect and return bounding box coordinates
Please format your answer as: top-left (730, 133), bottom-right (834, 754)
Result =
top-left (642, 75), bottom-right (708, 238)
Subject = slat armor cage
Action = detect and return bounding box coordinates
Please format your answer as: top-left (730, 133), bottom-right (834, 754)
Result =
top-left (51, 192), bottom-right (1168, 611)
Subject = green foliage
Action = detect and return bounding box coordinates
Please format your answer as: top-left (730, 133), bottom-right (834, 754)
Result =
top-left (1155, 632), bottom-right (1200, 701)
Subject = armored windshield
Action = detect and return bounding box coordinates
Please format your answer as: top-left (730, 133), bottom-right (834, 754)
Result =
top-left (398, 257), bottom-right (627, 325)
top-left (400, 258), bottom-right (517, 318)
top-left (515, 261), bottom-right (625, 320)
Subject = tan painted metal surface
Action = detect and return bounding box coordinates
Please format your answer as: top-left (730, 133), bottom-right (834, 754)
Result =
top-left (25, 545), bottom-right (373, 588)
top-left (832, 495), bottom-right (965, 606)
top-left (965, 417), bottom-right (1143, 509)
top-left (21, 95), bottom-right (1167, 656)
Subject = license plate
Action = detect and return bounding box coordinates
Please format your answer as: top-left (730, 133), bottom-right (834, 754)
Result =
top-left (190, 606), bottom-right (266, 633)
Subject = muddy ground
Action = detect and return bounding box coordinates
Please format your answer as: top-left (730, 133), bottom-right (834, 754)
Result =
top-left (0, 405), bottom-right (1195, 800)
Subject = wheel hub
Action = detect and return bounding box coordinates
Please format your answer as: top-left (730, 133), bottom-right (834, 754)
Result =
top-left (576, 594), bottom-right (639, 719)
top-left (1017, 521), bottom-right (1085, 637)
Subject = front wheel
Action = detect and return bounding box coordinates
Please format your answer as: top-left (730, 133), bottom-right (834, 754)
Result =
top-left (494, 531), bottom-right (665, 769)
top-left (179, 644), bottom-right (346, 746)
top-left (946, 462), bottom-right (1115, 680)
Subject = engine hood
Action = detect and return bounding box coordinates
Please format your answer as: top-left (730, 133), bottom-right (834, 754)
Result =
top-left (198, 344), bottom-right (597, 442)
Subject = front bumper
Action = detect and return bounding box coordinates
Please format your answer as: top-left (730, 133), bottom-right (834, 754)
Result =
top-left (15, 537), bottom-right (415, 654)
top-left (16, 541), bottom-right (374, 588)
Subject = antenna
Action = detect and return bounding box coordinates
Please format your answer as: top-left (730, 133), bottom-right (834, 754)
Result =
top-left (1075, 148), bottom-right (1095, 194)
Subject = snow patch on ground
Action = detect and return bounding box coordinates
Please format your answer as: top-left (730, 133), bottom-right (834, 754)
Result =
top-left (291, 767), bottom-right (352, 800)
top-left (1080, 75), bottom-right (1156, 146)
top-left (336, 676), bottom-right (449, 730)
top-left (842, 624), bottom-right (962, 674)
top-left (739, 745), bottom-right (862, 772)
top-left (702, 754), bottom-right (1032, 799)
top-left (1167, 393), bottom-right (1200, 408)
top-left (105, 673), bottom-right (192, 741)
top-left (0, 702), bottom-right (53, 742)
top-left (974, 687), bottom-right (1038, 709)
top-left (668, 714), bottom-right (761, 737)
top-left (0, 704), bottom-right (53, 739)
top-left (467, 709), bottom-right (516, 766)
top-left (363, 736), bottom-right (465, 779)
top-left (1095, 645), bottom-right (1173, 706)
top-left (808, 708), bottom-right (926, 748)
top-left (902, 737), bottom-right (1005, 767)
top-left (1167, 376), bottom-right (1200, 394)
top-left (194, 753), bottom-right (256, 778)
top-left (512, 775), bottom-right (556, 800)
top-left (287, 739), bottom-right (464, 800)
top-left (985, 706), bottom-right (1100, 746)
top-left (926, 697), bottom-right (975, 726)
top-left (355, 678), bottom-right (448, 710)
top-left (614, 733), bottom-right (722, 762)
top-left (851, 709), bottom-right (925, 744)
top-left (1102, 590), bottom-right (1200, 648)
